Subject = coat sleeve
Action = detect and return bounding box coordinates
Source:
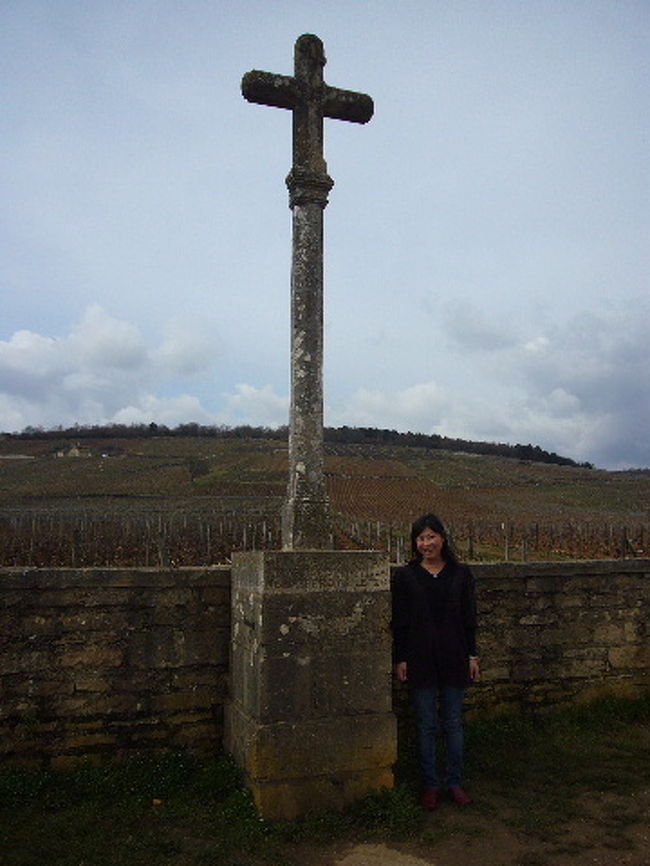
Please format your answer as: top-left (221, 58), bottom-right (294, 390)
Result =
top-left (462, 565), bottom-right (478, 656)
top-left (391, 567), bottom-right (410, 663)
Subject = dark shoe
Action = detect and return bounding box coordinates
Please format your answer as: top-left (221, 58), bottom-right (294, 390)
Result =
top-left (420, 787), bottom-right (439, 810)
top-left (449, 785), bottom-right (473, 806)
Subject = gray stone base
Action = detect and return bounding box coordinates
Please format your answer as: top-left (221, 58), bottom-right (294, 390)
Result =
top-left (224, 550), bottom-right (397, 820)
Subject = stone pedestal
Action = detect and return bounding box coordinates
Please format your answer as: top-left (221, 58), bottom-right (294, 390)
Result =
top-left (224, 550), bottom-right (396, 820)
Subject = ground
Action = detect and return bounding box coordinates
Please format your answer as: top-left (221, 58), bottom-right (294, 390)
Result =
top-left (292, 786), bottom-right (650, 866)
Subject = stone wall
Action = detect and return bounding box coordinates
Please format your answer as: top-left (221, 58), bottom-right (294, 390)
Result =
top-left (1, 567), bottom-right (230, 768)
top-left (1, 560), bottom-right (648, 768)
top-left (463, 559), bottom-right (650, 717)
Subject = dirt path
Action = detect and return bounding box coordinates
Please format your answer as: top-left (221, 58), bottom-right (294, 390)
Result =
top-left (292, 787), bottom-right (650, 866)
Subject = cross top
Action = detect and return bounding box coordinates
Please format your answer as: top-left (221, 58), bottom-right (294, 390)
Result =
top-left (242, 34), bottom-right (373, 205)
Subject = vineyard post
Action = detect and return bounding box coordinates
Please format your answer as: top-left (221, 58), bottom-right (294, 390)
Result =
top-left (29, 515), bottom-right (36, 565)
top-left (70, 526), bottom-right (79, 568)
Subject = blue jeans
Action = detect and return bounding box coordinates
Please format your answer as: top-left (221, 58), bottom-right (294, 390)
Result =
top-left (412, 685), bottom-right (466, 789)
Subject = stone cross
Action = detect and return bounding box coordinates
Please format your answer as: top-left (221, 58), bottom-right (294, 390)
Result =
top-left (242, 34), bottom-right (373, 549)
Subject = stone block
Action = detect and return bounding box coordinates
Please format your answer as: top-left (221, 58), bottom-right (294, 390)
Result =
top-left (61, 644), bottom-right (123, 669)
top-left (593, 622), bottom-right (627, 644)
top-left (232, 550), bottom-right (388, 594)
top-left (609, 644), bottom-right (650, 670)
top-left (253, 767), bottom-right (395, 821)
top-left (251, 650), bottom-right (392, 722)
top-left (53, 693), bottom-right (137, 718)
top-left (72, 674), bottom-right (112, 694)
top-left (260, 592), bottom-right (389, 652)
top-left (518, 614), bottom-right (559, 627)
top-left (226, 550), bottom-right (396, 819)
top-left (51, 754), bottom-right (104, 771)
top-left (150, 687), bottom-right (218, 713)
top-left (561, 648), bottom-right (609, 678)
top-left (60, 611), bottom-right (117, 631)
top-left (228, 706), bottom-right (396, 778)
top-left (525, 576), bottom-right (562, 594)
top-left (169, 720), bottom-right (221, 749)
top-left (59, 731), bottom-right (118, 751)
top-left (123, 628), bottom-right (184, 669)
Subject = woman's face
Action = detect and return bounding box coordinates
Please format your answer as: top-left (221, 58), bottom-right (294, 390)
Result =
top-left (416, 528), bottom-right (445, 561)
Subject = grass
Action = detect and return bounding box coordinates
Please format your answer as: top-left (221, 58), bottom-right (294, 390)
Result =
top-left (458, 695), bottom-right (650, 864)
top-left (1, 695), bottom-right (648, 866)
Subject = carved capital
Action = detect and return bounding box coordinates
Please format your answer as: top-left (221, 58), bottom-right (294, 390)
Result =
top-left (286, 168), bottom-right (334, 208)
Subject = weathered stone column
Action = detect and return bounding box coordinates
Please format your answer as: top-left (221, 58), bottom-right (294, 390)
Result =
top-left (282, 169), bottom-right (333, 549)
top-left (224, 550), bottom-right (396, 820)
top-left (241, 34), bottom-right (373, 549)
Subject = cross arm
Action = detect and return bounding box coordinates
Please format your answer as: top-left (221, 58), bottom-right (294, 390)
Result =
top-left (323, 86), bottom-right (374, 124)
top-left (242, 71), bottom-right (374, 125)
top-left (242, 70), bottom-right (299, 110)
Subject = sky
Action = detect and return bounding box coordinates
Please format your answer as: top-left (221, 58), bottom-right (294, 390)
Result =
top-left (2, 1), bottom-right (649, 470)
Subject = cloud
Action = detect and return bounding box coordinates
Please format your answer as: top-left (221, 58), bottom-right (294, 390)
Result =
top-left (329, 382), bottom-right (450, 432)
top-left (1, 297), bottom-right (648, 469)
top-left (112, 395), bottom-right (215, 427)
top-left (69, 306), bottom-right (147, 369)
top-left (217, 384), bottom-right (289, 428)
top-left (152, 317), bottom-right (217, 375)
top-left (0, 305), bottom-right (218, 431)
top-left (512, 304), bottom-right (650, 467)
top-left (436, 299), bottom-right (650, 467)
top-left (326, 300), bottom-right (650, 469)
top-left (442, 302), bottom-right (517, 352)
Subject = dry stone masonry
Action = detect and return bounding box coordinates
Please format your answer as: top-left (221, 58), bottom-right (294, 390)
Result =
top-left (2, 560), bottom-right (648, 771)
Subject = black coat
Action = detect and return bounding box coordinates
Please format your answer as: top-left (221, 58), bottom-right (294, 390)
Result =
top-left (391, 560), bottom-right (477, 688)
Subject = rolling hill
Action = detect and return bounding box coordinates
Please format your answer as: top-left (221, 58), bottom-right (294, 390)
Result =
top-left (1, 432), bottom-right (648, 564)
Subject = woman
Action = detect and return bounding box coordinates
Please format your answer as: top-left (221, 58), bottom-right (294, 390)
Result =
top-left (391, 513), bottom-right (480, 810)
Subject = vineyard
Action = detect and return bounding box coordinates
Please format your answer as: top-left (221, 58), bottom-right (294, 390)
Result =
top-left (1, 435), bottom-right (649, 566)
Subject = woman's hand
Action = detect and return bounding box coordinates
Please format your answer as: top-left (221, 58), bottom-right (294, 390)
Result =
top-left (395, 661), bottom-right (408, 682)
top-left (469, 657), bottom-right (481, 682)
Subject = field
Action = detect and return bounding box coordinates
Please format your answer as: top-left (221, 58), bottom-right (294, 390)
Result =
top-left (1, 434), bottom-right (649, 565)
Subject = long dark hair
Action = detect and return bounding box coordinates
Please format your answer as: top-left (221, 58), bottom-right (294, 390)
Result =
top-left (409, 512), bottom-right (458, 565)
